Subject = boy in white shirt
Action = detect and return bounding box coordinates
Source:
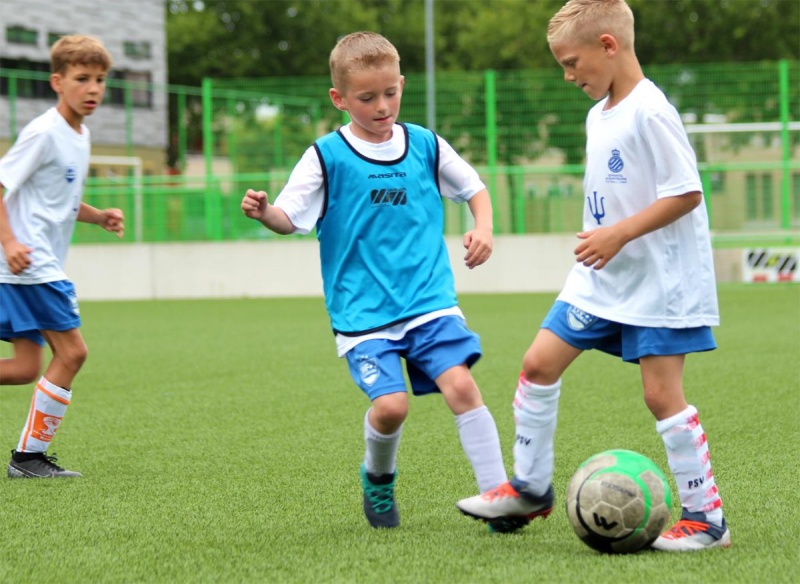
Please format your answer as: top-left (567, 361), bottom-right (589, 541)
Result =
top-left (0, 35), bottom-right (124, 478)
top-left (456, 0), bottom-right (730, 551)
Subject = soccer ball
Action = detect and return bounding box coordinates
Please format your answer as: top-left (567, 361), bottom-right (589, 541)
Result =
top-left (566, 449), bottom-right (672, 554)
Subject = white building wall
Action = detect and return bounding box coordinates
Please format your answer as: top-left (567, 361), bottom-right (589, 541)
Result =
top-left (0, 0), bottom-right (167, 149)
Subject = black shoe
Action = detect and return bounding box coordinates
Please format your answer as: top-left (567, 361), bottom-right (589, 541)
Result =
top-left (360, 463), bottom-right (399, 528)
top-left (7, 450), bottom-right (82, 478)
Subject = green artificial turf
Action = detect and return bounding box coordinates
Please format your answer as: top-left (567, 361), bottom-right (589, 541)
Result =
top-left (0, 284), bottom-right (797, 583)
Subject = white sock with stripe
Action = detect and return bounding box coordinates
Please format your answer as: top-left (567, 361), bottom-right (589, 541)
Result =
top-left (17, 377), bottom-right (71, 453)
top-left (455, 405), bottom-right (507, 493)
top-left (657, 405), bottom-right (724, 525)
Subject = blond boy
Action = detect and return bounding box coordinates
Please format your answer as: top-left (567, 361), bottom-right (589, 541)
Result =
top-left (242, 32), bottom-right (511, 529)
top-left (456, 0), bottom-right (731, 551)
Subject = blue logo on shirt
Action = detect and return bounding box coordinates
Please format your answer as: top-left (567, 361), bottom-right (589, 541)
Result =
top-left (607, 149), bottom-right (624, 173)
top-left (65, 166), bottom-right (77, 183)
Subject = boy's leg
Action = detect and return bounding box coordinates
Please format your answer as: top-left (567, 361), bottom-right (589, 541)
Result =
top-left (436, 364), bottom-right (507, 494)
top-left (637, 353), bottom-right (729, 551)
top-left (456, 328), bottom-right (579, 524)
top-left (0, 338), bottom-right (43, 385)
top-left (346, 341), bottom-right (408, 528)
top-left (9, 328), bottom-right (87, 479)
top-left (360, 398), bottom-right (405, 528)
top-left (401, 317), bottom-right (508, 494)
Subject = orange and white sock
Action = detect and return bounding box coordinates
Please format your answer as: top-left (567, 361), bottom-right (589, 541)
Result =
top-left (16, 377), bottom-right (71, 453)
top-left (657, 405), bottom-right (723, 524)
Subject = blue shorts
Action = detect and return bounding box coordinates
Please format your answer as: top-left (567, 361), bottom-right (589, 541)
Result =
top-left (345, 315), bottom-right (482, 401)
top-left (542, 301), bottom-right (716, 364)
top-left (0, 281), bottom-right (81, 347)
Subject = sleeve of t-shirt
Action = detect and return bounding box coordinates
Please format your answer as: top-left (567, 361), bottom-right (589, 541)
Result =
top-left (436, 135), bottom-right (487, 203)
top-left (272, 146), bottom-right (326, 235)
top-left (0, 125), bottom-right (49, 194)
top-left (640, 109), bottom-right (703, 199)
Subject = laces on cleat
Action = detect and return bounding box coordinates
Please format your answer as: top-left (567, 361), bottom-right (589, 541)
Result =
top-left (482, 482), bottom-right (521, 501)
top-left (363, 482), bottom-right (395, 514)
top-left (660, 520), bottom-right (713, 539)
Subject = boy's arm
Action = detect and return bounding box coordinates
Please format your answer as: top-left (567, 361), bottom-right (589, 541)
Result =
top-left (575, 191), bottom-right (702, 270)
top-left (78, 202), bottom-right (125, 238)
top-left (241, 189), bottom-right (296, 235)
top-left (0, 184), bottom-right (33, 274)
top-left (463, 189), bottom-right (494, 269)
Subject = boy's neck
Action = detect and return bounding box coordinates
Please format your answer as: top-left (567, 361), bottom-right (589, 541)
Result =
top-left (605, 56), bottom-right (645, 110)
top-left (55, 102), bottom-right (85, 133)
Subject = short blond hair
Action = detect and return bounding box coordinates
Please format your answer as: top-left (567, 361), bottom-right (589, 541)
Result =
top-left (50, 34), bottom-right (112, 74)
top-left (329, 32), bottom-right (400, 90)
top-left (547, 0), bottom-right (635, 48)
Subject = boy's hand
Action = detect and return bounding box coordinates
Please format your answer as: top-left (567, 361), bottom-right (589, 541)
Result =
top-left (574, 226), bottom-right (626, 270)
top-left (463, 227), bottom-right (493, 269)
top-left (99, 208), bottom-right (125, 238)
top-left (242, 189), bottom-right (269, 220)
top-left (2, 240), bottom-right (33, 275)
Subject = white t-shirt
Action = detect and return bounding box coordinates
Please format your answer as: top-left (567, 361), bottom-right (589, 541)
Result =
top-left (0, 107), bottom-right (90, 284)
top-left (557, 79), bottom-right (719, 328)
top-left (274, 123), bottom-right (486, 355)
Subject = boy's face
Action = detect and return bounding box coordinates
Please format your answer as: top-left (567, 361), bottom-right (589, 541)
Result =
top-left (550, 37), bottom-right (614, 101)
top-left (50, 63), bottom-right (107, 127)
top-left (329, 63), bottom-right (404, 143)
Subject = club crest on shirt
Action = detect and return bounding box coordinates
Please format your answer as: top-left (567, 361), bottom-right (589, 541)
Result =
top-left (608, 149), bottom-right (624, 173)
top-left (606, 149), bottom-right (627, 184)
top-left (65, 165), bottom-right (77, 183)
top-left (358, 356), bottom-right (380, 387)
top-left (566, 305), bottom-right (597, 331)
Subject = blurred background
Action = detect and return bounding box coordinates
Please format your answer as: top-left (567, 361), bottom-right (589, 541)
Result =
top-left (1, 0), bottom-right (798, 250)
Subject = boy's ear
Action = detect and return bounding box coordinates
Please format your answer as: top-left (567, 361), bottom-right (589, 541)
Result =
top-left (599, 33), bottom-right (618, 56)
top-left (329, 87), bottom-right (346, 111)
top-left (50, 73), bottom-right (62, 94)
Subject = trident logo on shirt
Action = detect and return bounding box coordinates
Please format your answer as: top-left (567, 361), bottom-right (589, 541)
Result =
top-left (587, 191), bottom-right (606, 225)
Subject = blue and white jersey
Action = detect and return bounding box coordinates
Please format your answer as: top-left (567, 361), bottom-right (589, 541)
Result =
top-left (273, 122), bottom-right (485, 353)
top-left (0, 108), bottom-right (90, 284)
top-left (314, 123), bottom-right (456, 335)
top-left (558, 79), bottom-right (719, 328)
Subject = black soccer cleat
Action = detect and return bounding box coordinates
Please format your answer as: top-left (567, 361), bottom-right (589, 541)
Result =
top-left (7, 450), bottom-right (83, 478)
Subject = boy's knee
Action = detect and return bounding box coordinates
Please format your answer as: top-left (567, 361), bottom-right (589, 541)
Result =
top-left (521, 355), bottom-right (558, 386)
top-left (18, 363), bottom-right (41, 384)
top-left (0, 358), bottom-right (40, 385)
top-left (371, 396), bottom-right (408, 428)
top-left (61, 341), bottom-right (89, 370)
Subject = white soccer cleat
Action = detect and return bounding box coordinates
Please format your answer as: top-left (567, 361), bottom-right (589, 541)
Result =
top-left (456, 480), bottom-right (554, 522)
top-left (651, 509), bottom-right (731, 552)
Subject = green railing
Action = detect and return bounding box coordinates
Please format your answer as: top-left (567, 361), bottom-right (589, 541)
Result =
top-left (2, 61), bottom-right (798, 245)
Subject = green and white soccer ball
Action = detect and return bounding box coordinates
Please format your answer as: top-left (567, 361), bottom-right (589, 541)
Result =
top-left (566, 449), bottom-right (672, 554)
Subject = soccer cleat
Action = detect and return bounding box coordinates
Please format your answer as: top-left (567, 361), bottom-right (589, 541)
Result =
top-left (7, 450), bottom-right (82, 478)
top-left (651, 509), bottom-right (731, 552)
top-left (457, 478), bottom-right (554, 531)
top-left (360, 463), bottom-right (399, 528)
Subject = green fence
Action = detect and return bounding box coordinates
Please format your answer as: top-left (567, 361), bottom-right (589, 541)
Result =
top-left (1, 61), bottom-right (798, 245)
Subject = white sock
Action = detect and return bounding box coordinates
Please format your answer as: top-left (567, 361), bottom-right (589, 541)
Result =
top-left (512, 375), bottom-right (561, 496)
top-left (455, 405), bottom-right (507, 493)
top-left (657, 405), bottom-right (723, 524)
top-left (363, 408), bottom-right (402, 476)
top-left (17, 377), bottom-right (71, 453)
